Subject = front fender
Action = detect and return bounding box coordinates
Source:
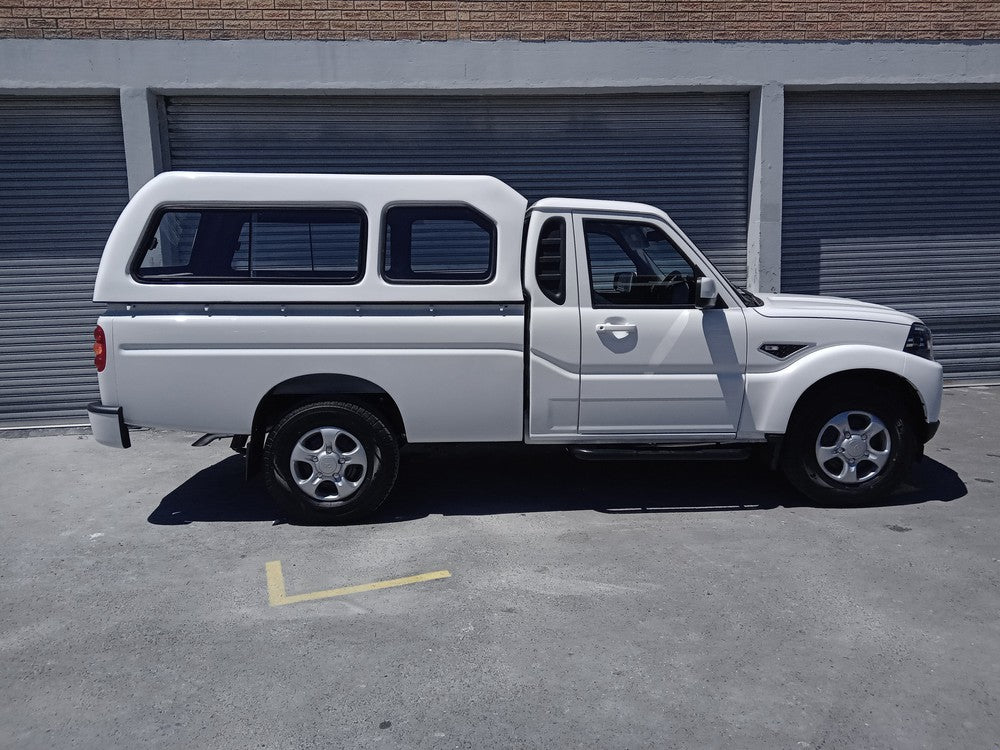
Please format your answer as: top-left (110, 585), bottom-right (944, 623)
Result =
top-left (741, 345), bottom-right (939, 435)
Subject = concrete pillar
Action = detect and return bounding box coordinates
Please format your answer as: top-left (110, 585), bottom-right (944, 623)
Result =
top-left (119, 87), bottom-right (167, 197)
top-left (746, 82), bottom-right (784, 293)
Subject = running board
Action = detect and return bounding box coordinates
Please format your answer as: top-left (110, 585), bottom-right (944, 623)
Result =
top-left (571, 445), bottom-right (753, 462)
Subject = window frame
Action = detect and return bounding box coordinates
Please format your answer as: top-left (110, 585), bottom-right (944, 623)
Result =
top-left (129, 204), bottom-right (368, 285)
top-left (379, 203), bottom-right (498, 285)
top-left (582, 217), bottom-right (701, 310)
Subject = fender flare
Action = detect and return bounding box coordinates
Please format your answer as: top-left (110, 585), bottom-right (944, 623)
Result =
top-left (743, 345), bottom-right (925, 435)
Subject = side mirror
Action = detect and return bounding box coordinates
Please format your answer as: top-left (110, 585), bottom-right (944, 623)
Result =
top-left (696, 276), bottom-right (718, 308)
top-left (613, 271), bottom-right (636, 293)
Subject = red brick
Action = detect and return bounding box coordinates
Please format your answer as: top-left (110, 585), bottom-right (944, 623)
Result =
top-left (2, 0), bottom-right (999, 40)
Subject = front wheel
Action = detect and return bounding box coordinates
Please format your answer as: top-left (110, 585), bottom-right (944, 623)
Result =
top-left (781, 387), bottom-right (917, 505)
top-left (263, 401), bottom-right (400, 524)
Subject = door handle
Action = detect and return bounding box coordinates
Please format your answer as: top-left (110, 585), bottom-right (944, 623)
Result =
top-left (596, 323), bottom-right (637, 333)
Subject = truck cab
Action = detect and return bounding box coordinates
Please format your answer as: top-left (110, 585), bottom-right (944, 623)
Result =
top-left (88, 172), bottom-right (943, 523)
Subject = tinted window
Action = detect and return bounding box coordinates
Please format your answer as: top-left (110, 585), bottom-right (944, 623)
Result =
top-left (383, 206), bottom-right (495, 283)
top-left (583, 220), bottom-right (696, 307)
top-left (534, 217), bottom-right (566, 304)
top-left (134, 208), bottom-right (365, 282)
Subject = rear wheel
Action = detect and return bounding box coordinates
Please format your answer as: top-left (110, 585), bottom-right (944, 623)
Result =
top-left (781, 386), bottom-right (916, 505)
top-left (263, 401), bottom-right (400, 524)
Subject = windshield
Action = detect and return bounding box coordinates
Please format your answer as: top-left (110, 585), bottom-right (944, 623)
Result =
top-left (734, 286), bottom-right (764, 306)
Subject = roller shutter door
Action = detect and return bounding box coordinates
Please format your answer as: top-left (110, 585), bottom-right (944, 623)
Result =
top-left (782, 91), bottom-right (1000, 381)
top-left (0, 97), bottom-right (130, 426)
top-left (165, 94), bottom-right (750, 284)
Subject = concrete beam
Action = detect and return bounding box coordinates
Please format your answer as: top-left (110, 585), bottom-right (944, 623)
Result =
top-left (746, 83), bottom-right (784, 293)
top-left (119, 88), bottom-right (167, 197)
top-left (2, 40), bottom-right (999, 93)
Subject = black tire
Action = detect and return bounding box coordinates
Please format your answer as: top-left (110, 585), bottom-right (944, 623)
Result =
top-left (263, 401), bottom-right (400, 524)
top-left (781, 385), bottom-right (917, 506)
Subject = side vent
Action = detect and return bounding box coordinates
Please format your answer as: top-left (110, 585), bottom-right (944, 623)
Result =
top-left (759, 342), bottom-right (809, 360)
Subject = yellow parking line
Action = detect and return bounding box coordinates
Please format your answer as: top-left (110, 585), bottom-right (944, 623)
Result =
top-left (265, 560), bottom-right (451, 606)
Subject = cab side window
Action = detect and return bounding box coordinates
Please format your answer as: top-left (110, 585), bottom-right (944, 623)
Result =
top-left (583, 219), bottom-right (696, 308)
top-left (534, 217), bottom-right (566, 304)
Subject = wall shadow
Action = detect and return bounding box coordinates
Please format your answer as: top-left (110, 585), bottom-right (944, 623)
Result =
top-left (147, 444), bottom-right (966, 526)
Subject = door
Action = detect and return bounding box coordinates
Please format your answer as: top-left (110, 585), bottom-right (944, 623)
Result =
top-left (782, 90), bottom-right (1000, 381)
top-left (524, 211), bottom-right (582, 440)
top-left (0, 96), bottom-right (130, 427)
top-left (574, 213), bottom-right (748, 437)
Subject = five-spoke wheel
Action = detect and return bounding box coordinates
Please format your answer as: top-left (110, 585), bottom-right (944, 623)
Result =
top-left (814, 410), bottom-right (891, 484)
top-left (289, 427), bottom-right (369, 504)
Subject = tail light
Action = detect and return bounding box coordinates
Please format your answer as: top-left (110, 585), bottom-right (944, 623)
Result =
top-left (93, 325), bottom-right (107, 372)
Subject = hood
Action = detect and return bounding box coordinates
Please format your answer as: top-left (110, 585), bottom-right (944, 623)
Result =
top-left (753, 293), bottom-right (919, 326)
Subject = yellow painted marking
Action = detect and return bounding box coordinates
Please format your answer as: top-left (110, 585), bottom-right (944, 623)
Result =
top-left (265, 560), bottom-right (451, 606)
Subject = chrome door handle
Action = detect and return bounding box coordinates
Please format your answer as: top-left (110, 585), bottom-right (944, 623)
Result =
top-left (596, 323), bottom-right (637, 333)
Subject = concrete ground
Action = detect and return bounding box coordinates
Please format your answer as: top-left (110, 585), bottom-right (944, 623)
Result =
top-left (1, 387), bottom-right (997, 749)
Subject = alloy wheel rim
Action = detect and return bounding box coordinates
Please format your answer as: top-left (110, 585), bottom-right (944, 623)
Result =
top-left (289, 426), bottom-right (368, 504)
top-left (814, 410), bottom-right (891, 484)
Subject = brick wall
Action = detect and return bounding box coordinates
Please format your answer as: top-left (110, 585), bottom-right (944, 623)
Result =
top-left (2, 1), bottom-right (998, 42)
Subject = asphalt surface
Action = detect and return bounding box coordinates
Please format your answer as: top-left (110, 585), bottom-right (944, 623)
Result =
top-left (1, 387), bottom-right (997, 749)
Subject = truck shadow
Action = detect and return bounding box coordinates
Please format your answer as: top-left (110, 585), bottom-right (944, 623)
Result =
top-left (147, 444), bottom-right (967, 525)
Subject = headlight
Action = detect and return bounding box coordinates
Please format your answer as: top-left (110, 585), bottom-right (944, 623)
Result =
top-left (904, 322), bottom-right (933, 360)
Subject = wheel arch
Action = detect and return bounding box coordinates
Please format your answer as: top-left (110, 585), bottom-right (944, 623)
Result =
top-left (745, 345), bottom-right (932, 440)
top-left (252, 373), bottom-right (406, 437)
top-left (785, 369), bottom-right (928, 441)
top-left (246, 374), bottom-right (406, 477)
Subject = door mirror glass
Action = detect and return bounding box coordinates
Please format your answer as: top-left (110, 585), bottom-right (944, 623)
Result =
top-left (696, 276), bottom-right (718, 308)
top-left (613, 271), bottom-right (636, 293)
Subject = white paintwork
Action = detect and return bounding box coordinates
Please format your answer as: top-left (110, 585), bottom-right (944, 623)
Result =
top-left (92, 172), bottom-right (943, 450)
top-left (570, 210), bottom-right (749, 437)
top-left (740, 304), bottom-right (942, 436)
top-left (94, 171), bottom-right (528, 304)
top-left (109, 310), bottom-right (525, 441)
top-left (87, 407), bottom-right (127, 448)
top-left (754, 293), bottom-right (921, 325)
top-left (523, 209), bottom-right (582, 439)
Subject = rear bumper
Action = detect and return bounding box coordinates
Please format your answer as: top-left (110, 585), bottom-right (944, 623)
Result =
top-left (87, 402), bottom-right (131, 449)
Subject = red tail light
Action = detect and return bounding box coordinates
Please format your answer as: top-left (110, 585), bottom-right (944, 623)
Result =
top-left (93, 325), bottom-right (107, 372)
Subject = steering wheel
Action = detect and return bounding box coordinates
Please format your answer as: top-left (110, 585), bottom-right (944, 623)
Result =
top-left (651, 270), bottom-right (692, 303)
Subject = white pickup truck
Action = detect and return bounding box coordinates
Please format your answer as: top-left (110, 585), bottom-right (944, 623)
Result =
top-left (88, 172), bottom-right (942, 523)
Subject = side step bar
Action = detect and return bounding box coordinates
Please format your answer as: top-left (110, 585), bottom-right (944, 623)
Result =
top-left (571, 444), bottom-right (753, 462)
top-left (191, 433), bottom-right (233, 447)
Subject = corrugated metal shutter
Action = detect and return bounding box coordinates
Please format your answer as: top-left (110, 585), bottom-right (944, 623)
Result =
top-left (782, 91), bottom-right (1000, 381)
top-left (0, 97), bottom-right (129, 426)
top-left (165, 94), bottom-right (749, 284)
